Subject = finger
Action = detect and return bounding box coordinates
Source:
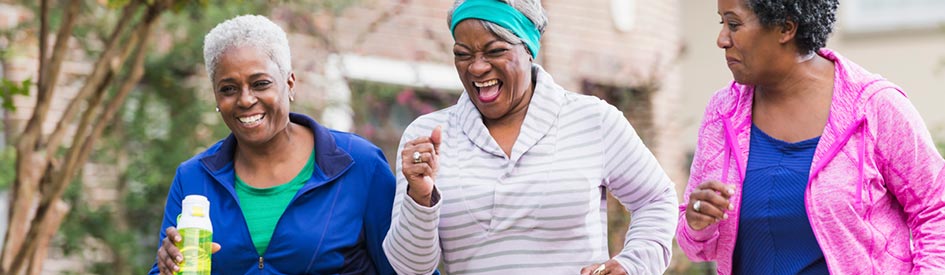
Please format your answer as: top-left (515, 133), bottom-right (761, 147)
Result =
top-left (428, 149), bottom-right (439, 172)
top-left (156, 248), bottom-right (166, 270)
top-left (605, 259), bottom-right (627, 275)
top-left (690, 196), bottom-right (728, 221)
top-left (404, 161), bottom-right (436, 180)
top-left (415, 152), bottom-right (436, 164)
top-left (165, 227), bottom-right (181, 243)
top-left (686, 211), bottom-right (720, 231)
top-left (211, 242), bottom-right (221, 254)
top-left (163, 253), bottom-right (179, 273)
top-left (400, 143), bottom-right (435, 164)
top-left (430, 126), bottom-right (442, 154)
top-left (403, 164), bottom-right (436, 186)
top-left (406, 136), bottom-right (433, 147)
top-left (579, 264), bottom-right (595, 275)
top-left (161, 238), bottom-right (183, 264)
top-left (691, 189), bottom-right (733, 213)
top-left (697, 180), bottom-right (736, 199)
top-left (411, 142), bottom-right (436, 154)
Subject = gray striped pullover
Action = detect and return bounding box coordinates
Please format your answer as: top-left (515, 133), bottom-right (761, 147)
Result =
top-left (382, 66), bottom-right (678, 275)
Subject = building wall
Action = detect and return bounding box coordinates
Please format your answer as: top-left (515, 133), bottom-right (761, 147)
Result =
top-left (680, 0), bottom-right (945, 154)
top-left (330, 0), bottom-right (686, 182)
top-left (540, 0), bottom-right (686, 185)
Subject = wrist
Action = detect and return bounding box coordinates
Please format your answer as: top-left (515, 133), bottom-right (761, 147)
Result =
top-left (407, 187), bottom-right (433, 207)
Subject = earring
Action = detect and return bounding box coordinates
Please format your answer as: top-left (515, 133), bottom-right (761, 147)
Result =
top-left (215, 106), bottom-right (220, 112)
top-left (289, 95), bottom-right (295, 102)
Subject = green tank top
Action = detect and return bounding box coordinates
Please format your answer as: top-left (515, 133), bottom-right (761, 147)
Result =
top-left (235, 151), bottom-right (314, 256)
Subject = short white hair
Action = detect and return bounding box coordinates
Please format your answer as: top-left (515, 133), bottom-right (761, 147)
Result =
top-left (203, 15), bottom-right (292, 80)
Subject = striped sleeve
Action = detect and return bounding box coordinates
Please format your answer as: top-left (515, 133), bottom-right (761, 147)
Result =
top-left (383, 116), bottom-right (443, 275)
top-left (599, 103), bottom-right (678, 274)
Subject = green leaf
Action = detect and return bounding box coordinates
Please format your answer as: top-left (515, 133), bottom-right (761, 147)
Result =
top-left (107, 0), bottom-right (132, 9)
top-left (0, 77), bottom-right (32, 111)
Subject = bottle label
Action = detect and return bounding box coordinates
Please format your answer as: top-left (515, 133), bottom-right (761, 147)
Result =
top-left (176, 227), bottom-right (212, 275)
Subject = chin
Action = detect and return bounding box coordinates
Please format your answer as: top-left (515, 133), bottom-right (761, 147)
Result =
top-left (731, 73), bottom-right (753, 86)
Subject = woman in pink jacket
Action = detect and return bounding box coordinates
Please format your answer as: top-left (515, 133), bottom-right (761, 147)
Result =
top-left (677, 0), bottom-right (945, 274)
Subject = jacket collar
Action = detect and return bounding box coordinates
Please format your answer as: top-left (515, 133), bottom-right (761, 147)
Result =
top-left (199, 112), bottom-right (354, 182)
top-left (451, 64), bottom-right (564, 162)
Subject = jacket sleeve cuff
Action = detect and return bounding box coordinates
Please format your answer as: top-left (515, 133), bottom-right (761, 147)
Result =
top-left (683, 222), bottom-right (719, 242)
top-left (403, 186), bottom-right (442, 223)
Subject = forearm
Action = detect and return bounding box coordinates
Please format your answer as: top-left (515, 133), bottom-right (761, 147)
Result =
top-left (612, 185), bottom-right (677, 274)
top-left (383, 187), bottom-right (442, 275)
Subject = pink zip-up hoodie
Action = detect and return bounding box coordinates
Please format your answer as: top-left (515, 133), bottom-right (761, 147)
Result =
top-left (677, 48), bottom-right (945, 275)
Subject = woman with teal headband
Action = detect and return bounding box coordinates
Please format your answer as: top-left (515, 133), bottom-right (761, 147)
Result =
top-left (382, 0), bottom-right (678, 274)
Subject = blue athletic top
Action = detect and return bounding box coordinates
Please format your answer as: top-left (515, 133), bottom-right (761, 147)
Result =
top-left (733, 124), bottom-right (829, 275)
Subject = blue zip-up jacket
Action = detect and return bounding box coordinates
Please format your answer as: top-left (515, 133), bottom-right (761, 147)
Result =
top-left (149, 113), bottom-right (396, 275)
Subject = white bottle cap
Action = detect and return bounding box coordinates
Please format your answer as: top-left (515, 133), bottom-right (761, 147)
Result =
top-left (179, 195), bottom-right (212, 232)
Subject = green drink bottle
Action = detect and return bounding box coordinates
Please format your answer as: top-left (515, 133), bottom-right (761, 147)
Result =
top-left (176, 195), bottom-right (213, 275)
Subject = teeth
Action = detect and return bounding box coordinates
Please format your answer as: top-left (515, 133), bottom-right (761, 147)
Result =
top-left (474, 80), bottom-right (498, 87)
top-left (238, 114), bottom-right (263, 124)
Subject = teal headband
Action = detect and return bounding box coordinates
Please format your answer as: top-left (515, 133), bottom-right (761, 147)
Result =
top-left (450, 0), bottom-right (541, 59)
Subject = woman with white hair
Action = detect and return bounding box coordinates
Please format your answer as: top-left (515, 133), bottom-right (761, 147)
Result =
top-left (382, 0), bottom-right (678, 274)
top-left (150, 15), bottom-right (397, 274)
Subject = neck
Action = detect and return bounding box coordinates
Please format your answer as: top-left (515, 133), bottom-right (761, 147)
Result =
top-left (754, 52), bottom-right (833, 104)
top-left (235, 123), bottom-right (297, 169)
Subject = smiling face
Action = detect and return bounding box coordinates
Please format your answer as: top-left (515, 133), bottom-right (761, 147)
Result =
top-left (716, 0), bottom-right (785, 85)
top-left (452, 19), bottom-right (534, 124)
top-left (212, 45), bottom-right (295, 146)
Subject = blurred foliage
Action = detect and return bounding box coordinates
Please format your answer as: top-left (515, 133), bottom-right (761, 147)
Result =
top-left (0, 78), bottom-right (30, 111)
top-left (348, 80), bottom-right (459, 169)
top-left (0, 146), bottom-right (15, 190)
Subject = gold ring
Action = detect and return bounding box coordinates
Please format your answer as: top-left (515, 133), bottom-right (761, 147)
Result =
top-left (593, 264), bottom-right (606, 275)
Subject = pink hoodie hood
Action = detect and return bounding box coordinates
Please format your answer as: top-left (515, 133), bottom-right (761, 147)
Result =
top-left (677, 48), bottom-right (945, 274)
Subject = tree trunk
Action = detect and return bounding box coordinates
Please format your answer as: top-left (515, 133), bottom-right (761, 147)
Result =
top-left (25, 200), bottom-right (67, 275)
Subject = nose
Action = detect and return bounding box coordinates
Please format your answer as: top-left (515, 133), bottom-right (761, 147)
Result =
top-left (467, 56), bottom-right (491, 77)
top-left (717, 28), bottom-right (732, 49)
top-left (237, 87), bottom-right (257, 108)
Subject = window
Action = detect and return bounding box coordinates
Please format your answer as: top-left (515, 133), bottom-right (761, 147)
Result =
top-left (844, 0), bottom-right (945, 33)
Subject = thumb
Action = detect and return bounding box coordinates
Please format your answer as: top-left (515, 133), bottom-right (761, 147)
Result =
top-left (430, 126), bottom-right (443, 154)
top-left (422, 175), bottom-right (435, 186)
top-left (211, 242), bottom-right (221, 254)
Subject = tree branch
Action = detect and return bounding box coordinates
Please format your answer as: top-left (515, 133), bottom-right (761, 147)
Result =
top-left (52, 11), bottom-right (147, 198)
top-left (44, 0), bottom-right (141, 158)
top-left (19, 0), bottom-right (80, 151)
top-left (36, 0), bottom-right (48, 106)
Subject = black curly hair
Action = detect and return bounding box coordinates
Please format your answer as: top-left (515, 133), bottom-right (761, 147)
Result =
top-left (747, 0), bottom-right (839, 55)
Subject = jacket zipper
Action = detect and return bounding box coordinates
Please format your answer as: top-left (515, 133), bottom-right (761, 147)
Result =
top-left (258, 256), bottom-right (264, 269)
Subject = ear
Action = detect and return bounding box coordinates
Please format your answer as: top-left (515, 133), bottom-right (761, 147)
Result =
top-left (286, 72), bottom-right (296, 100)
top-left (778, 19), bottom-right (798, 44)
top-left (286, 72), bottom-right (296, 90)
